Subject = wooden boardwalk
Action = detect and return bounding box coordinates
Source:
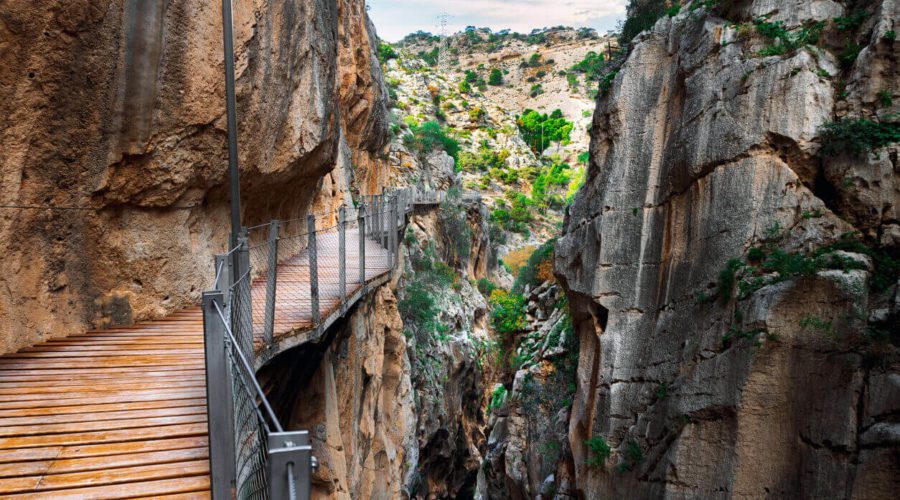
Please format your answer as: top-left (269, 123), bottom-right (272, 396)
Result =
top-left (0, 231), bottom-right (392, 497)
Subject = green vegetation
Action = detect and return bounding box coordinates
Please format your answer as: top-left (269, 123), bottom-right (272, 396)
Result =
top-left (529, 84), bottom-right (544, 97)
top-left (512, 240), bottom-right (555, 293)
top-left (817, 119), bottom-right (900, 157)
top-left (528, 52), bottom-right (543, 67)
top-left (378, 42), bottom-right (398, 64)
top-left (619, 0), bottom-right (666, 45)
top-left (617, 439), bottom-right (645, 473)
top-left (418, 46), bottom-right (440, 66)
top-left (489, 289), bottom-right (527, 336)
top-left (402, 121), bottom-right (460, 162)
top-left (476, 278), bottom-right (497, 296)
top-left (492, 191), bottom-right (535, 234)
top-left (516, 109), bottom-right (573, 154)
top-left (457, 146), bottom-right (509, 173)
top-left (487, 384), bottom-right (508, 412)
top-left (439, 187), bottom-right (472, 264)
top-left (877, 90), bottom-right (893, 108)
top-left (753, 17), bottom-right (825, 57)
top-left (585, 435), bottom-right (612, 467)
top-left (713, 230), bottom-right (900, 306)
top-left (399, 240), bottom-right (457, 341)
top-left (458, 79), bottom-right (472, 94)
top-left (488, 68), bottom-right (503, 85)
top-left (834, 10), bottom-right (870, 32)
top-left (570, 51), bottom-right (606, 82)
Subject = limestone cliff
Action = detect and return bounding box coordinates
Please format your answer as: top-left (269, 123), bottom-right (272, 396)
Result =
top-left (556, 0), bottom-right (899, 498)
top-left (0, 0), bottom-right (389, 354)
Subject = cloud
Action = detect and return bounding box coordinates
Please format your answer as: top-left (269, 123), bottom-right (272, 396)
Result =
top-left (368, 0), bottom-right (627, 41)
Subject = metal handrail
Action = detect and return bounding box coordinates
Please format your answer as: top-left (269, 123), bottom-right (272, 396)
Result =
top-left (212, 300), bottom-right (283, 432)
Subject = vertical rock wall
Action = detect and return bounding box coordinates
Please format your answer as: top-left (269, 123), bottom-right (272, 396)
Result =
top-left (0, 0), bottom-right (389, 353)
top-left (556, 1), bottom-right (898, 497)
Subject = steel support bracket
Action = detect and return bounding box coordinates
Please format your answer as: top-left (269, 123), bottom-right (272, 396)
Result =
top-left (268, 431), bottom-right (314, 500)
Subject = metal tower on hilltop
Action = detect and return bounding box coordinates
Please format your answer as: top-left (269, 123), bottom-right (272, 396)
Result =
top-left (437, 12), bottom-right (450, 73)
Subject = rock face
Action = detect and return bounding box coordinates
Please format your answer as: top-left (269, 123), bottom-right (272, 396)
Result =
top-left (399, 201), bottom-right (496, 497)
top-left (261, 287), bottom-right (415, 500)
top-left (0, 0), bottom-right (389, 354)
top-left (556, 1), bottom-right (899, 498)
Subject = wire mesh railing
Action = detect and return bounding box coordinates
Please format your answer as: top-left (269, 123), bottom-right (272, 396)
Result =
top-left (200, 187), bottom-right (432, 499)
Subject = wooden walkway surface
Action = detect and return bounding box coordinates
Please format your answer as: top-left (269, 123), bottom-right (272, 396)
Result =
top-left (0, 231), bottom-right (391, 498)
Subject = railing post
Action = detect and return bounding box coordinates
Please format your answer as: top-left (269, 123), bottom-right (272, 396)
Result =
top-left (264, 220), bottom-right (279, 347)
top-left (202, 290), bottom-right (236, 500)
top-left (307, 215), bottom-right (319, 325)
top-left (268, 431), bottom-right (313, 500)
top-left (234, 232), bottom-right (252, 355)
top-left (358, 205), bottom-right (366, 294)
top-left (389, 195), bottom-right (397, 269)
top-left (339, 207), bottom-right (347, 315)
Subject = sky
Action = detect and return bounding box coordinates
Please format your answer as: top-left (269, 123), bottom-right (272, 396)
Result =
top-left (367, 0), bottom-right (628, 42)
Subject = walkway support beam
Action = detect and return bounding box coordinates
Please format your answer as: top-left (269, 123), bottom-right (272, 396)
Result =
top-left (202, 290), bottom-right (236, 500)
top-left (308, 215), bottom-right (319, 325)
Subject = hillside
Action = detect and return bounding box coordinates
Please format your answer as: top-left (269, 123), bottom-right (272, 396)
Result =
top-left (381, 27), bottom-right (615, 254)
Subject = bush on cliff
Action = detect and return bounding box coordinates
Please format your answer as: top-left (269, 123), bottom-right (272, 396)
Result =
top-left (402, 121), bottom-right (460, 162)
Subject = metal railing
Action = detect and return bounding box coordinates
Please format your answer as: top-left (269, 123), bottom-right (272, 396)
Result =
top-left (201, 187), bottom-right (433, 499)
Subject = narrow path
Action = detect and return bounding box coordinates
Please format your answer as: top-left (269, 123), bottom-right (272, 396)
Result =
top-left (0, 231), bottom-right (393, 497)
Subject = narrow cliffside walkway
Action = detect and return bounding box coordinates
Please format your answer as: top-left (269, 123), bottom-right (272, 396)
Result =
top-left (0, 231), bottom-right (393, 497)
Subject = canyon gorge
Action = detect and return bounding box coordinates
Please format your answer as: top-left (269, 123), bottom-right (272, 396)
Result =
top-left (0, 0), bottom-right (897, 498)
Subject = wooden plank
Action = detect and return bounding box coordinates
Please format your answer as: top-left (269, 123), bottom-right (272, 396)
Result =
top-left (0, 375), bottom-right (206, 389)
top-left (2, 474), bottom-right (210, 499)
top-left (0, 413), bottom-right (206, 437)
top-left (0, 389), bottom-right (208, 409)
top-left (0, 368), bottom-right (204, 380)
top-left (7, 350), bottom-right (203, 359)
top-left (0, 398), bottom-right (207, 419)
top-left (0, 436), bottom-right (208, 465)
top-left (0, 422), bottom-right (208, 449)
top-left (0, 447), bottom-right (208, 479)
top-left (0, 459), bottom-right (209, 494)
top-left (0, 405), bottom-right (206, 427)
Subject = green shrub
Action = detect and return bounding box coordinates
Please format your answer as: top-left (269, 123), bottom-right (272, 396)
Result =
top-left (476, 278), bottom-right (497, 296)
top-left (402, 121), bottom-right (460, 162)
top-left (458, 79), bottom-right (472, 94)
top-left (529, 84), bottom-right (544, 97)
top-left (619, 0), bottom-right (666, 45)
top-left (418, 46), bottom-right (440, 66)
top-left (877, 89), bottom-right (893, 108)
top-left (516, 109), bottom-right (573, 154)
top-left (567, 72), bottom-right (579, 89)
top-left (378, 42), bottom-right (398, 64)
top-left (488, 68), bottom-right (503, 85)
top-left (487, 385), bottom-right (508, 411)
top-left (753, 18), bottom-right (824, 57)
top-left (834, 10), bottom-right (870, 32)
top-left (818, 119), bottom-right (900, 157)
top-left (585, 435), bottom-right (612, 467)
top-left (489, 289), bottom-right (527, 336)
top-left (570, 51), bottom-right (606, 81)
top-left (528, 52), bottom-right (542, 67)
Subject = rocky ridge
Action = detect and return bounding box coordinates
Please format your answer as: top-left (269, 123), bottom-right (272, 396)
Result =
top-left (556, 0), bottom-right (899, 497)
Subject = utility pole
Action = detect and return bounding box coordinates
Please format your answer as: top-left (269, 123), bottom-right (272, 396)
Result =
top-left (222, 0), bottom-right (242, 247)
top-left (437, 12), bottom-right (450, 73)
